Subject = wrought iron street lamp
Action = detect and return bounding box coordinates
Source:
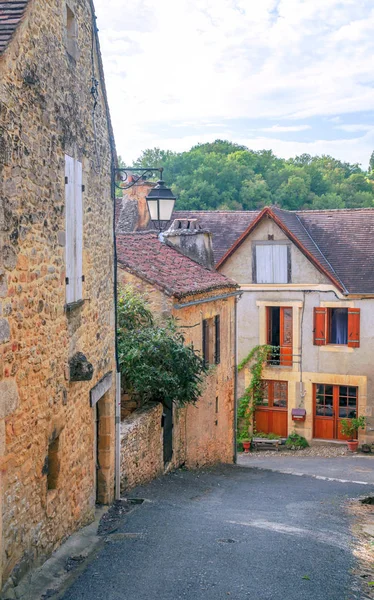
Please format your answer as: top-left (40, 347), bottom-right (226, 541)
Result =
top-left (113, 166), bottom-right (176, 230)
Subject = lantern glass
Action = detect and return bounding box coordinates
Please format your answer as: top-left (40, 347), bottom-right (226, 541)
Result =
top-left (159, 198), bottom-right (175, 221)
top-left (146, 199), bottom-right (159, 221)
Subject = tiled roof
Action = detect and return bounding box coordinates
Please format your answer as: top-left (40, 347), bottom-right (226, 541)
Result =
top-left (298, 209), bottom-right (374, 294)
top-left (173, 207), bottom-right (374, 294)
top-left (116, 232), bottom-right (238, 299)
top-left (170, 210), bottom-right (259, 263)
top-left (0, 0), bottom-right (28, 54)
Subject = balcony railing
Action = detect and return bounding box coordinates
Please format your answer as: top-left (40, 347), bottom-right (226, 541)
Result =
top-left (266, 346), bottom-right (301, 367)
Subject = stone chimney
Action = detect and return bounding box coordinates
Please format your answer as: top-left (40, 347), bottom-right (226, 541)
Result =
top-left (115, 178), bottom-right (154, 233)
top-left (163, 218), bottom-right (215, 270)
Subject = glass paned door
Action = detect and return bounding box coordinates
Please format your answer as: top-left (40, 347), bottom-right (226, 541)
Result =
top-left (314, 384), bottom-right (358, 440)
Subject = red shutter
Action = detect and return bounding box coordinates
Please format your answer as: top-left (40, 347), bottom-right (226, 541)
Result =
top-left (280, 307), bottom-right (293, 366)
top-left (313, 307), bottom-right (326, 345)
top-left (348, 308), bottom-right (360, 348)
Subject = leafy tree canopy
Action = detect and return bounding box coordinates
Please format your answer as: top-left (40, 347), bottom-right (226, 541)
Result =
top-left (132, 140), bottom-right (374, 211)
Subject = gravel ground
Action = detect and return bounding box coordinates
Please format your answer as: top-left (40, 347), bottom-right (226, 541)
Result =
top-left (242, 445), bottom-right (352, 458)
top-left (347, 496), bottom-right (374, 599)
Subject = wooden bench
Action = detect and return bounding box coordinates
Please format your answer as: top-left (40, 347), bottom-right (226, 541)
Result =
top-left (252, 437), bottom-right (280, 452)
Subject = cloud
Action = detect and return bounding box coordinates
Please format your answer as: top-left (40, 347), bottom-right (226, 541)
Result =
top-left (335, 124), bottom-right (374, 133)
top-left (94, 0), bottom-right (374, 165)
top-left (260, 125), bottom-right (312, 133)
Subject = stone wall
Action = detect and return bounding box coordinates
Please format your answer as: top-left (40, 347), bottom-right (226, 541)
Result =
top-left (118, 269), bottom-right (236, 490)
top-left (120, 405), bottom-right (163, 492)
top-left (0, 0), bottom-right (115, 589)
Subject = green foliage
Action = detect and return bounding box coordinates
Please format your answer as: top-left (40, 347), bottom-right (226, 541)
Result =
top-left (340, 416), bottom-right (367, 439)
top-left (117, 286), bottom-right (207, 409)
top-left (132, 141), bottom-right (374, 211)
top-left (253, 432), bottom-right (281, 440)
top-left (285, 432), bottom-right (309, 449)
top-left (237, 345), bottom-right (273, 439)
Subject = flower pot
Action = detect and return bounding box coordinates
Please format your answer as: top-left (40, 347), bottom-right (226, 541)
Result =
top-left (347, 440), bottom-right (359, 452)
top-left (242, 441), bottom-right (251, 453)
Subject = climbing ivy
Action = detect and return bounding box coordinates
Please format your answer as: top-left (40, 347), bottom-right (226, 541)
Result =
top-left (237, 344), bottom-right (273, 439)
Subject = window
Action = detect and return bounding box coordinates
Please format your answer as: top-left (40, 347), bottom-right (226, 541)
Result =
top-left (65, 155), bottom-right (83, 304)
top-left (214, 315), bottom-right (220, 364)
top-left (66, 5), bottom-right (78, 59)
top-left (202, 315), bottom-right (221, 366)
top-left (266, 306), bottom-right (293, 366)
top-left (47, 436), bottom-right (60, 490)
top-left (313, 307), bottom-right (360, 347)
top-left (259, 380), bottom-right (288, 408)
top-left (254, 244), bottom-right (290, 284)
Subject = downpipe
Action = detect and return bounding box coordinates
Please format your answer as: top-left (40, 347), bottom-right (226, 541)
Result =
top-left (115, 371), bottom-right (121, 500)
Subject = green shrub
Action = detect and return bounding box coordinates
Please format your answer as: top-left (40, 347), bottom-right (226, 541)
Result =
top-left (285, 432), bottom-right (309, 450)
top-left (117, 286), bottom-right (207, 408)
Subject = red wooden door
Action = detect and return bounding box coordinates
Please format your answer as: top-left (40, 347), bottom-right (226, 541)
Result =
top-left (255, 380), bottom-right (288, 437)
top-left (313, 384), bottom-right (358, 440)
top-left (280, 307), bottom-right (292, 367)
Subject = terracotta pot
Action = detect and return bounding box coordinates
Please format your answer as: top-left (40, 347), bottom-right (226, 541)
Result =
top-left (242, 441), bottom-right (251, 453)
top-left (347, 440), bottom-right (359, 452)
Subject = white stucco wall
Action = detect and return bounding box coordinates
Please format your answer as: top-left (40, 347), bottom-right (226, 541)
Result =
top-left (218, 217), bottom-right (374, 443)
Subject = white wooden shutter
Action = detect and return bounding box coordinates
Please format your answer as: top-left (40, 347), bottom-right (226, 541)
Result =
top-left (75, 160), bottom-right (83, 301)
top-left (272, 245), bottom-right (288, 283)
top-left (256, 245), bottom-right (273, 283)
top-left (65, 155), bottom-right (75, 303)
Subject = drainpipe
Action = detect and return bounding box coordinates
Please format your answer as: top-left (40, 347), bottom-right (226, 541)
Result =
top-left (112, 166), bottom-right (121, 501)
top-left (233, 295), bottom-right (238, 464)
top-left (115, 372), bottom-right (121, 500)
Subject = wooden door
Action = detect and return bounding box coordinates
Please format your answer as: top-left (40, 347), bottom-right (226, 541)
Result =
top-left (162, 403), bottom-right (173, 465)
top-left (280, 307), bottom-right (292, 367)
top-left (313, 384), bottom-right (358, 440)
top-left (255, 380), bottom-right (288, 437)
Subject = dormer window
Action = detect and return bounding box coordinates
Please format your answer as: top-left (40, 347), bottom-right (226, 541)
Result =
top-left (65, 4), bottom-right (78, 59)
top-left (254, 243), bottom-right (290, 284)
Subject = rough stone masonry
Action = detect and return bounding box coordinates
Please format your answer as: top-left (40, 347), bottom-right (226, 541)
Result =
top-left (0, 0), bottom-right (116, 591)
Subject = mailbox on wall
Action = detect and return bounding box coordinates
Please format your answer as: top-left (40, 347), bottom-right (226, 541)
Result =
top-left (292, 408), bottom-right (306, 422)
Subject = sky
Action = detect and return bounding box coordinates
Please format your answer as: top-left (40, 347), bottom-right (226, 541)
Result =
top-left (94, 0), bottom-right (374, 168)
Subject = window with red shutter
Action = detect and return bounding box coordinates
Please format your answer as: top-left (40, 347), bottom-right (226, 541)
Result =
top-left (347, 308), bottom-right (360, 348)
top-left (313, 307), bottom-right (326, 345)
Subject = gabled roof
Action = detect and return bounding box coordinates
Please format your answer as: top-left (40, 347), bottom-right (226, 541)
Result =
top-left (0, 0), bottom-right (28, 54)
top-left (212, 206), bottom-right (374, 295)
top-left (170, 210), bottom-right (259, 264)
top-left (116, 231), bottom-right (238, 300)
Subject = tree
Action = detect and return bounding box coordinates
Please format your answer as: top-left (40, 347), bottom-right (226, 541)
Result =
top-left (130, 140), bottom-right (374, 212)
top-left (117, 286), bottom-right (207, 408)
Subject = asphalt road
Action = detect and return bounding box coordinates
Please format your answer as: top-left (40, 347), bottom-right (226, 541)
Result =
top-left (60, 465), bottom-right (372, 600)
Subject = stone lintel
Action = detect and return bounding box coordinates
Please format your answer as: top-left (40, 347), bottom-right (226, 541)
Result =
top-left (90, 371), bottom-right (113, 407)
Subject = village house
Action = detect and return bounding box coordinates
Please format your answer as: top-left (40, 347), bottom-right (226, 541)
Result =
top-left (171, 206), bottom-right (374, 447)
top-left (116, 221), bottom-right (239, 490)
top-left (0, 0), bottom-right (116, 592)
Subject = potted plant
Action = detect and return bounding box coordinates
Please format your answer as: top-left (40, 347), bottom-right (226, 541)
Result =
top-left (340, 416), bottom-right (367, 452)
top-left (241, 438), bottom-right (251, 453)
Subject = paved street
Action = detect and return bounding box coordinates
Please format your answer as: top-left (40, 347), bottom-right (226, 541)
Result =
top-left (238, 453), bottom-right (374, 484)
top-left (59, 465), bottom-right (373, 600)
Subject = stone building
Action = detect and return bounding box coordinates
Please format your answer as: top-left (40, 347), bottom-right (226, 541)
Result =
top-left (172, 206), bottom-right (374, 446)
top-left (0, 0), bottom-right (116, 592)
top-left (116, 227), bottom-right (239, 491)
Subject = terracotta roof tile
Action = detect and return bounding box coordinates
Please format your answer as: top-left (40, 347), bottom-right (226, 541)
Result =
top-left (0, 0), bottom-right (28, 54)
top-left (170, 210), bottom-right (259, 263)
top-left (116, 232), bottom-right (238, 299)
top-left (172, 207), bottom-right (374, 294)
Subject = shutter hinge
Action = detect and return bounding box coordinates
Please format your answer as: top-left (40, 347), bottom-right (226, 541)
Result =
top-left (65, 176), bottom-right (68, 184)
top-left (66, 277), bottom-right (69, 284)
top-left (82, 184), bottom-right (85, 192)
top-left (82, 275), bottom-right (85, 282)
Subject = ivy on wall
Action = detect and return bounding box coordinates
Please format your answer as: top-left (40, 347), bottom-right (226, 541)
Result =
top-left (237, 344), bottom-right (272, 440)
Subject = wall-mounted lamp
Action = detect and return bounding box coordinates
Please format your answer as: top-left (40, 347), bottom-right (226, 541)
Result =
top-left (113, 166), bottom-right (176, 230)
